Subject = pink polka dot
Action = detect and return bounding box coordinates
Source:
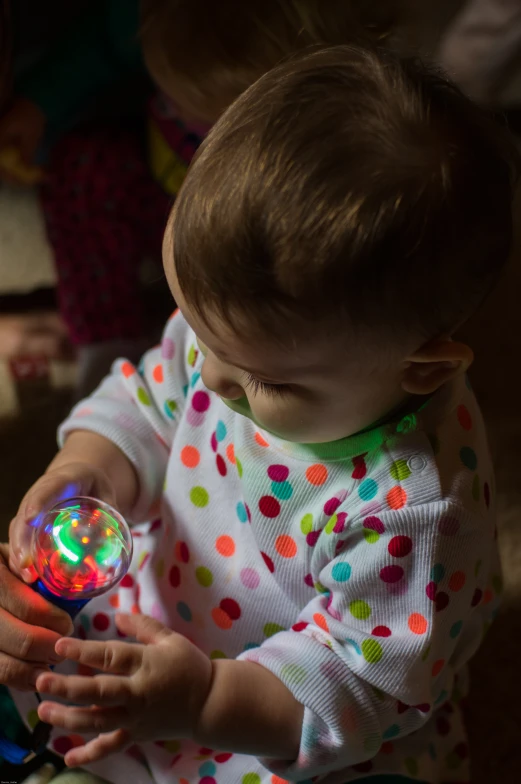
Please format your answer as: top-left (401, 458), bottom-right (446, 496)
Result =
top-left (216, 454), bottom-right (227, 476)
top-left (380, 565), bottom-right (404, 583)
top-left (484, 482), bottom-right (490, 507)
top-left (200, 777), bottom-right (216, 784)
top-left (259, 496), bottom-right (281, 518)
top-left (192, 391), bottom-right (210, 412)
top-left (438, 516), bottom-right (460, 536)
top-left (267, 465), bottom-right (289, 482)
top-left (361, 501), bottom-right (382, 516)
top-left (426, 581), bottom-right (437, 601)
top-left (120, 574), bottom-right (134, 588)
top-left (161, 338), bottom-right (176, 360)
top-left (220, 598), bottom-right (241, 620)
top-left (372, 625), bottom-right (392, 637)
top-left (187, 408), bottom-right (205, 427)
top-left (388, 536), bottom-right (413, 558)
top-left (210, 432), bottom-right (218, 452)
top-left (306, 530), bottom-right (321, 547)
top-left (304, 573), bottom-right (314, 587)
top-left (240, 568), bottom-right (260, 589)
top-left (93, 613), bottom-right (110, 631)
top-left (262, 552), bottom-right (275, 573)
top-left (324, 497), bottom-right (341, 516)
top-left (364, 516), bottom-right (385, 534)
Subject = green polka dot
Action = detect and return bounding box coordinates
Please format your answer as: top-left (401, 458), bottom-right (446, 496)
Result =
top-left (280, 664), bottom-right (307, 685)
top-left (350, 600), bottom-right (371, 620)
top-left (361, 639), bottom-right (383, 663)
top-left (242, 775), bottom-right (261, 784)
top-left (196, 566), bottom-right (213, 587)
top-left (137, 388), bottom-right (151, 406)
top-left (492, 574), bottom-right (503, 594)
top-left (405, 757), bottom-right (419, 777)
top-left (27, 709), bottom-right (39, 729)
top-left (314, 581), bottom-right (328, 593)
top-left (364, 733), bottom-right (381, 754)
top-left (210, 650), bottom-right (227, 659)
top-left (390, 459), bottom-right (412, 482)
top-left (155, 558), bottom-right (165, 579)
top-left (264, 622), bottom-right (285, 638)
top-left (325, 515), bottom-right (337, 534)
top-left (421, 644), bottom-right (431, 662)
top-left (164, 399), bottom-right (177, 419)
top-left (272, 481), bottom-right (293, 500)
top-left (475, 559), bottom-right (482, 577)
top-left (163, 739), bottom-right (180, 753)
top-left (190, 486), bottom-right (209, 507)
top-left (300, 513), bottom-right (313, 535)
top-left (472, 474), bottom-right (480, 502)
top-left (79, 613), bottom-right (90, 632)
top-left (364, 529), bottom-right (380, 544)
top-left (236, 457), bottom-right (243, 478)
top-left (460, 446), bottom-right (477, 470)
top-left (187, 344), bottom-right (197, 366)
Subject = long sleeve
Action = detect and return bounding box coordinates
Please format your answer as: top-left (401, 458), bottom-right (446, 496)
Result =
top-left (239, 480), bottom-right (497, 779)
top-left (58, 312), bottom-right (199, 522)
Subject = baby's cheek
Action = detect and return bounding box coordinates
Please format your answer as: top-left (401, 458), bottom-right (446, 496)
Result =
top-left (252, 397), bottom-right (309, 439)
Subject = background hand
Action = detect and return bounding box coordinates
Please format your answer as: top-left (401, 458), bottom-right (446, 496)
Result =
top-left (0, 97), bottom-right (46, 184)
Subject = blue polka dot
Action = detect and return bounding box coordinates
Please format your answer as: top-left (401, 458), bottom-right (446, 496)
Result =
top-left (431, 563), bottom-right (445, 582)
top-left (236, 501), bottom-right (248, 523)
top-left (358, 478), bottom-right (378, 501)
top-left (460, 446), bottom-right (477, 470)
top-left (271, 481), bottom-right (293, 500)
top-left (182, 384), bottom-right (189, 399)
top-left (190, 371), bottom-right (201, 388)
top-left (176, 602), bottom-right (192, 622)
top-left (332, 562), bottom-right (352, 582)
top-left (243, 642), bottom-right (260, 651)
top-left (216, 420), bottom-right (227, 442)
top-left (198, 761), bottom-right (216, 777)
top-left (450, 620), bottom-right (463, 639)
top-left (383, 724), bottom-right (400, 740)
top-left (346, 638), bottom-right (361, 655)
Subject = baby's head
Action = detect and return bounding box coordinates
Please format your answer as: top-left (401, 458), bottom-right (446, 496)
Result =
top-left (140, 0), bottom-right (397, 123)
top-left (164, 45), bottom-right (516, 444)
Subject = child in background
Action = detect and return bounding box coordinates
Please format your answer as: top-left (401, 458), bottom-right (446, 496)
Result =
top-left (3, 43), bottom-right (516, 784)
top-left (0, 0), bottom-right (395, 389)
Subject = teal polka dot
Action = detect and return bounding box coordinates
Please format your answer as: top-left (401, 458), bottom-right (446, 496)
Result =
top-left (431, 563), bottom-right (445, 582)
top-left (243, 642), bottom-right (260, 651)
top-left (332, 562), bottom-right (352, 582)
top-left (164, 400), bottom-right (177, 419)
top-left (271, 481), bottom-right (293, 500)
top-left (79, 613), bottom-right (90, 633)
top-left (190, 371), bottom-right (201, 388)
top-left (358, 478), bottom-right (378, 501)
top-left (182, 384), bottom-right (189, 398)
top-left (346, 638), bottom-right (362, 655)
top-left (450, 620), bottom-right (463, 639)
top-left (236, 502), bottom-right (248, 523)
top-left (199, 761), bottom-right (216, 777)
top-left (177, 602), bottom-right (192, 622)
top-left (216, 420), bottom-right (227, 442)
top-left (460, 446), bottom-right (477, 470)
top-left (383, 724), bottom-right (400, 739)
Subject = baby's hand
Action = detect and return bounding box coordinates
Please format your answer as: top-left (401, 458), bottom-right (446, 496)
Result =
top-left (35, 614), bottom-right (213, 767)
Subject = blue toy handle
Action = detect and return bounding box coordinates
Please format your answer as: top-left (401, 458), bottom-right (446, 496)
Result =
top-left (31, 579), bottom-right (90, 619)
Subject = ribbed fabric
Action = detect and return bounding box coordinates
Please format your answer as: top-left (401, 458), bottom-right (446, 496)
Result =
top-left (10, 312), bottom-right (499, 784)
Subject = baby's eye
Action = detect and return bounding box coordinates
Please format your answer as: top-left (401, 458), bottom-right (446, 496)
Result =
top-left (244, 373), bottom-right (288, 398)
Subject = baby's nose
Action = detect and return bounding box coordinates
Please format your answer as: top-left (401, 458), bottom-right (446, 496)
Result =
top-left (201, 362), bottom-right (244, 400)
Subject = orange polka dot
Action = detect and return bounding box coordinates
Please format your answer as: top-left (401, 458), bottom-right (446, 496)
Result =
top-left (216, 535), bottom-right (236, 557)
top-left (152, 364), bottom-right (164, 383)
top-left (255, 431), bottom-right (269, 448)
top-left (408, 612), bottom-right (428, 635)
top-left (109, 594), bottom-right (120, 608)
top-left (226, 443), bottom-right (236, 464)
top-left (131, 603), bottom-right (140, 614)
top-left (121, 361), bottom-right (135, 378)
top-left (271, 776), bottom-right (289, 784)
top-left (313, 612), bottom-right (329, 632)
top-left (306, 464), bottom-right (328, 486)
top-left (448, 571), bottom-right (466, 592)
top-left (387, 486), bottom-right (407, 510)
top-left (181, 445), bottom-right (200, 468)
top-left (275, 534), bottom-right (297, 558)
top-left (212, 607), bottom-right (233, 630)
top-left (483, 588), bottom-right (493, 605)
top-left (170, 308), bottom-right (179, 320)
top-left (432, 659), bottom-right (445, 677)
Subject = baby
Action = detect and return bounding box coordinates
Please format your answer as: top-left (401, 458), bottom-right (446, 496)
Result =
top-left (2, 44), bottom-right (517, 784)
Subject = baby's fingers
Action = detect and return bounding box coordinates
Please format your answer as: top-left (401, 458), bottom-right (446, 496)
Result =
top-left (55, 637), bottom-right (142, 675)
top-left (37, 701), bottom-right (129, 734)
top-left (36, 671), bottom-right (132, 706)
top-left (63, 729), bottom-right (129, 768)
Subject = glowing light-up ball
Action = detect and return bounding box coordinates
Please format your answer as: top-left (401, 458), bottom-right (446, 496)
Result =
top-left (31, 497), bottom-right (132, 614)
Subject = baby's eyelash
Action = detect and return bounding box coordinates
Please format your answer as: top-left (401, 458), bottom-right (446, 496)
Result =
top-left (244, 373), bottom-right (288, 398)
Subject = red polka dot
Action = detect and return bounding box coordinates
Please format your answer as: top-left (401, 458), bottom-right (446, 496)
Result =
top-left (212, 607), bottom-right (232, 630)
top-left (380, 565), bottom-right (404, 583)
top-left (210, 432), bottom-right (218, 452)
top-left (449, 571), bottom-right (466, 592)
top-left (471, 588), bottom-right (483, 606)
top-left (313, 612), bottom-right (329, 632)
top-left (426, 581), bottom-right (437, 601)
top-left (387, 486), bottom-right (407, 510)
top-left (435, 592), bottom-right (449, 612)
top-left (324, 497), bottom-right (341, 516)
top-left (292, 621), bottom-right (309, 632)
top-left (388, 535), bottom-right (413, 558)
top-left (220, 598), bottom-right (241, 620)
top-left (121, 361), bottom-right (135, 378)
top-left (259, 496), bottom-right (281, 518)
top-left (93, 613), bottom-right (110, 632)
top-left (484, 482), bottom-right (490, 508)
top-left (152, 364), bottom-right (164, 383)
top-left (192, 391), bottom-right (210, 412)
top-left (53, 736), bottom-right (74, 755)
top-left (306, 530), bottom-right (320, 547)
top-left (215, 752), bottom-right (233, 763)
top-left (77, 625), bottom-right (87, 640)
top-left (275, 535), bottom-right (297, 558)
top-left (267, 464), bottom-right (289, 482)
top-left (261, 552), bottom-right (275, 573)
top-left (216, 454), bottom-right (227, 476)
top-left (351, 454), bottom-right (367, 480)
top-left (372, 625), bottom-right (392, 637)
top-left (364, 516), bottom-right (385, 534)
top-left (432, 659), bottom-right (445, 677)
top-left (174, 541), bottom-right (190, 563)
top-left (457, 404), bottom-right (472, 431)
top-left (304, 573), bottom-right (314, 587)
top-left (120, 574), bottom-right (134, 588)
top-left (169, 565), bottom-right (181, 588)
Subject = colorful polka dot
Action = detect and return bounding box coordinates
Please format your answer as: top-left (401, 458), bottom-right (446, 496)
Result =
top-left (236, 457), bottom-right (243, 477)
top-left (361, 639), bottom-right (383, 663)
top-left (192, 391), bottom-right (210, 412)
top-left (181, 445), bottom-right (200, 468)
top-left (351, 454), bottom-right (367, 480)
top-left (388, 535), bottom-right (413, 558)
top-left (313, 613), bottom-right (329, 632)
top-left (432, 659), bottom-right (445, 677)
top-left (460, 446), bottom-right (477, 470)
top-left (275, 534), bottom-right (297, 558)
top-left (457, 404), bottom-right (472, 431)
top-left (449, 571), bottom-right (466, 592)
top-left (220, 598), bottom-right (241, 620)
top-left (359, 479), bottom-right (378, 501)
top-left (216, 454), bottom-right (227, 476)
top-left (137, 388), bottom-right (151, 406)
top-left (383, 724), bottom-right (400, 740)
top-left (436, 592), bottom-right (449, 612)
top-left (152, 364), bottom-right (164, 384)
top-left (216, 420), bottom-right (227, 441)
top-left (190, 486), bottom-right (209, 507)
top-left (199, 762), bottom-right (217, 777)
top-left (324, 497), bottom-right (342, 516)
top-left (431, 564), bottom-right (445, 582)
top-left (390, 459), bottom-right (412, 481)
top-left (164, 399), bottom-right (177, 419)
top-left (226, 443), bottom-right (236, 463)
top-left (363, 516), bottom-right (384, 543)
top-left (450, 620), bottom-right (463, 639)
top-left (259, 495), bottom-right (280, 518)
top-left (169, 565), bottom-right (180, 588)
top-left (212, 607), bottom-right (233, 630)
top-left (380, 565), bottom-right (404, 583)
top-left (240, 568), bottom-right (260, 589)
top-left (267, 464), bottom-right (289, 482)
top-left (387, 486), bottom-right (407, 510)
top-left (372, 625), bottom-right (391, 637)
top-left (332, 562), bottom-right (352, 582)
top-left (306, 464), bottom-right (328, 486)
top-left (161, 337), bottom-right (175, 359)
top-left (264, 622), bottom-right (285, 638)
top-left (236, 502), bottom-right (248, 523)
top-left (177, 602), bottom-right (192, 622)
top-left (174, 541), bottom-right (190, 563)
top-left (196, 567), bottom-right (213, 587)
top-left (408, 613), bottom-right (428, 635)
top-left (300, 513), bottom-right (313, 535)
top-left (271, 481), bottom-right (293, 500)
top-left (216, 535), bottom-right (235, 557)
top-left (262, 552), bottom-right (275, 573)
top-left (93, 612), bottom-right (110, 632)
top-left (255, 432), bottom-right (269, 447)
top-left (242, 774), bottom-right (261, 784)
top-left (350, 600), bottom-right (371, 620)
top-left (121, 361), bottom-right (135, 378)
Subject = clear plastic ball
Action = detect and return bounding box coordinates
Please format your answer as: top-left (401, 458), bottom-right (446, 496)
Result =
top-left (31, 497), bottom-right (133, 600)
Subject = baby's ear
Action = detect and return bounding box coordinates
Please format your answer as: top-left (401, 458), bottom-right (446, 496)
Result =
top-left (401, 338), bottom-right (473, 395)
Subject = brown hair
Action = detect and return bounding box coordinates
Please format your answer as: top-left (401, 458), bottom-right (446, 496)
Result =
top-left (171, 44), bottom-right (518, 342)
top-left (140, 0), bottom-right (399, 120)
